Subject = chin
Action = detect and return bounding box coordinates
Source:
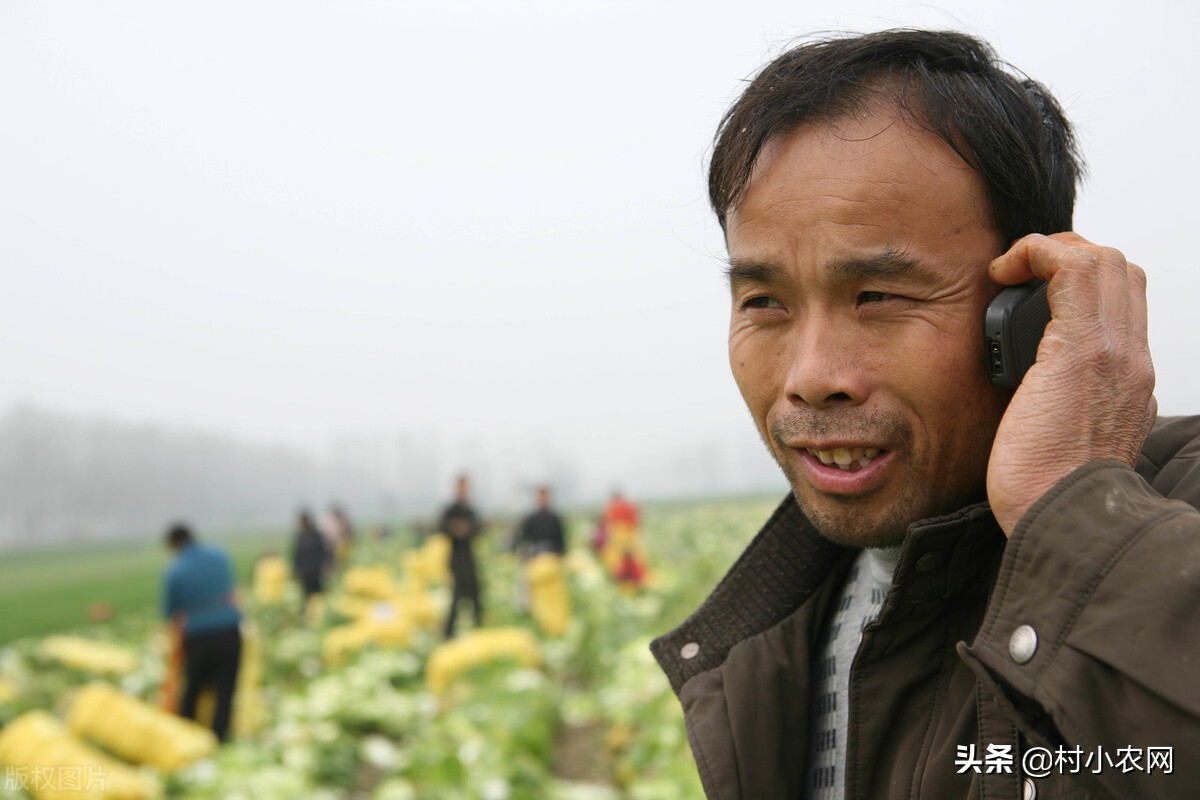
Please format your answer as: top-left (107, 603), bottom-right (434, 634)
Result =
top-left (790, 489), bottom-right (910, 549)
top-left (808, 512), bottom-right (909, 548)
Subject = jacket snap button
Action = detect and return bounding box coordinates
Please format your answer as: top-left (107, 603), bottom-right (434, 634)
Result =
top-left (915, 551), bottom-right (946, 573)
top-left (1009, 625), bottom-right (1038, 664)
top-left (1022, 777), bottom-right (1037, 800)
top-left (680, 642), bottom-right (700, 660)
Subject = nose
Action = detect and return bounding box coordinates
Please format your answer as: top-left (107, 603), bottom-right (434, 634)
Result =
top-left (783, 317), bottom-right (873, 410)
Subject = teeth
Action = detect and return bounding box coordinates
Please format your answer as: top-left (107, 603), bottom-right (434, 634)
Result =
top-left (807, 447), bottom-right (885, 472)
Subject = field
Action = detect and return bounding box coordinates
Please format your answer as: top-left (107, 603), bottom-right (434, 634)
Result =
top-left (0, 495), bottom-right (780, 799)
top-left (0, 532), bottom-right (286, 644)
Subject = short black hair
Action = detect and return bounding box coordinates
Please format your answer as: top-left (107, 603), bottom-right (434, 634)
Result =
top-left (709, 29), bottom-right (1083, 243)
top-left (165, 522), bottom-right (194, 549)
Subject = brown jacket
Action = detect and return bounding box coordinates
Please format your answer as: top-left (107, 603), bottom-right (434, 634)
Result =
top-left (651, 416), bottom-right (1200, 799)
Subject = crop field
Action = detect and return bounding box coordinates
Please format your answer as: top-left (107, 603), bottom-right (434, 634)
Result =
top-left (0, 495), bottom-right (780, 799)
top-left (0, 531), bottom-right (285, 644)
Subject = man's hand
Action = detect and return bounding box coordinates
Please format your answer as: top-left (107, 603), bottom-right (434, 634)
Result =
top-left (986, 232), bottom-right (1157, 535)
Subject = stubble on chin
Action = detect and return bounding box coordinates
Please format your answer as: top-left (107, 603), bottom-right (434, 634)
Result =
top-left (788, 484), bottom-right (914, 548)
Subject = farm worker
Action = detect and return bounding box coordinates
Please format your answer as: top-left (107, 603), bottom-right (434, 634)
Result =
top-left (512, 485), bottom-right (567, 559)
top-left (438, 474), bottom-right (484, 638)
top-left (161, 522), bottom-right (241, 741)
top-left (292, 508), bottom-right (332, 602)
top-left (600, 490), bottom-right (647, 590)
top-left (649, 28), bottom-right (1200, 799)
top-left (602, 489), bottom-right (640, 531)
top-left (511, 485), bottom-right (568, 610)
top-left (323, 502), bottom-right (356, 562)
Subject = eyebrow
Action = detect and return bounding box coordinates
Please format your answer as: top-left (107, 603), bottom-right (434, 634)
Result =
top-left (827, 248), bottom-right (931, 283)
top-left (724, 259), bottom-right (778, 286)
top-left (725, 247), bottom-right (935, 286)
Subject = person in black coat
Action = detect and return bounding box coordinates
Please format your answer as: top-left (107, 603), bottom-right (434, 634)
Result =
top-left (510, 485), bottom-right (568, 613)
top-left (513, 485), bottom-right (567, 558)
top-left (439, 474), bottom-right (484, 638)
top-left (291, 509), bottom-right (331, 600)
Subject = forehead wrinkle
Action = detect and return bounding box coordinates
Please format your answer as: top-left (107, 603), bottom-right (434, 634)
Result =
top-left (742, 175), bottom-right (918, 230)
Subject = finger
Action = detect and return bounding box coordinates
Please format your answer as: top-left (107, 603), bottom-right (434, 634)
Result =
top-left (993, 235), bottom-right (1136, 337)
top-left (1128, 259), bottom-right (1150, 345)
top-left (988, 231), bottom-right (1102, 286)
top-left (1084, 248), bottom-right (1151, 375)
top-left (988, 233), bottom-right (1045, 286)
top-left (1089, 245), bottom-right (1134, 338)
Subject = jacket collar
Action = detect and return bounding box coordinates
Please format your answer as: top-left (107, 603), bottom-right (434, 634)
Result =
top-left (650, 493), bottom-right (1006, 695)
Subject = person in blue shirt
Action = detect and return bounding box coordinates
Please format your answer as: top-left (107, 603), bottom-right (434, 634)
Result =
top-left (161, 522), bottom-right (242, 741)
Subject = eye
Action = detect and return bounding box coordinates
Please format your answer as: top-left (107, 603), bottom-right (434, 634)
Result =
top-left (857, 291), bottom-right (894, 304)
top-left (743, 295), bottom-right (784, 310)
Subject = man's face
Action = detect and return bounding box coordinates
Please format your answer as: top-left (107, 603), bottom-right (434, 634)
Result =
top-left (726, 107), bottom-right (1011, 548)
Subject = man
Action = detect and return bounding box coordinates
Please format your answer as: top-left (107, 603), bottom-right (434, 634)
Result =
top-left (161, 522), bottom-right (242, 741)
top-left (513, 485), bottom-right (567, 560)
top-left (439, 474), bottom-right (484, 637)
top-left (511, 485), bottom-right (569, 621)
top-left (512, 485), bottom-right (567, 612)
top-left (324, 503), bottom-right (356, 562)
top-left (291, 508), bottom-right (331, 601)
top-left (650, 30), bottom-right (1199, 800)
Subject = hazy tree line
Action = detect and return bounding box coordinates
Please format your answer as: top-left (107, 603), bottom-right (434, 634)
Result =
top-left (0, 403), bottom-right (789, 550)
top-left (0, 405), bottom-right (398, 549)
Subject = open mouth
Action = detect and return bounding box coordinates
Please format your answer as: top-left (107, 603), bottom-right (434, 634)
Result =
top-left (805, 447), bottom-right (884, 472)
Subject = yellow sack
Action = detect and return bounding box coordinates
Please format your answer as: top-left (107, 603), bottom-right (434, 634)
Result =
top-left (252, 556), bottom-right (289, 604)
top-left (40, 637), bottom-right (138, 677)
top-left (393, 585), bottom-right (440, 630)
top-left (329, 594), bottom-right (373, 620)
top-left (331, 593), bottom-right (434, 627)
top-left (425, 627), bottom-right (540, 695)
top-left (342, 566), bottom-right (397, 600)
top-left (527, 553), bottom-right (571, 637)
top-left (0, 710), bottom-right (161, 799)
top-left (68, 683), bottom-right (217, 773)
top-left (406, 535), bottom-right (450, 587)
top-left (322, 623), bottom-right (375, 665)
top-left (322, 605), bottom-right (415, 665)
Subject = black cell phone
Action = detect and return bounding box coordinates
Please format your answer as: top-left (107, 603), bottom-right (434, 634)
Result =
top-left (983, 281), bottom-right (1050, 388)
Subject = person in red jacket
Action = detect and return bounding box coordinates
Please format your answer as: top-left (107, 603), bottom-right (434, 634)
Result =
top-left (599, 490), bottom-right (646, 592)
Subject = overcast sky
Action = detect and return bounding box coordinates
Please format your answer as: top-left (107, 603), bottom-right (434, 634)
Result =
top-left (2, 1), bottom-right (1197, 499)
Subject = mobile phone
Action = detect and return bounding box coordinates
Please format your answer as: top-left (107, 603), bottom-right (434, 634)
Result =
top-left (983, 281), bottom-right (1050, 388)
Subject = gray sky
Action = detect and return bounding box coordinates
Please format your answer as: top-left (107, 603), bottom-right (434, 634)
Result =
top-left (2, 1), bottom-right (1197, 501)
